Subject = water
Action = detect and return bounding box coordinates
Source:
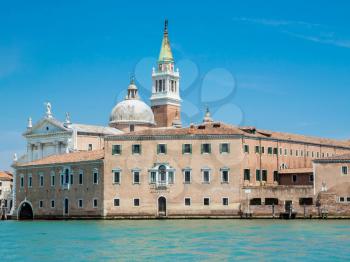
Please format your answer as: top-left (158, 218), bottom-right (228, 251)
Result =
top-left (0, 220), bottom-right (349, 261)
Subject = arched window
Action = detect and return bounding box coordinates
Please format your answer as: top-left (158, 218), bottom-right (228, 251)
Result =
top-left (158, 165), bottom-right (166, 183)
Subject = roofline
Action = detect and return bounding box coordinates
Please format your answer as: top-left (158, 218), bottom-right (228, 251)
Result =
top-left (313, 159), bottom-right (350, 164)
top-left (104, 133), bottom-right (350, 150)
top-left (14, 159), bottom-right (104, 170)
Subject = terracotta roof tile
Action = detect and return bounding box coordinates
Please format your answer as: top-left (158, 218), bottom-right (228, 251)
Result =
top-left (15, 150), bottom-right (104, 167)
top-left (0, 171), bottom-right (13, 181)
top-left (107, 122), bottom-right (350, 148)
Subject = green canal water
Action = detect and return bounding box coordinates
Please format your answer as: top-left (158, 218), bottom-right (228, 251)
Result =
top-left (0, 220), bottom-right (349, 261)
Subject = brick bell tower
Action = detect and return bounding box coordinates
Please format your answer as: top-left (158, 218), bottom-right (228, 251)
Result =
top-left (150, 20), bottom-right (181, 128)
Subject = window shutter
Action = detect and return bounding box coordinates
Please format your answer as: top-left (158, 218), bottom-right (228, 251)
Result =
top-left (182, 144), bottom-right (185, 154)
top-left (227, 144), bottom-right (230, 153)
top-left (157, 145), bottom-right (160, 154)
top-left (209, 144), bottom-right (211, 153)
top-left (219, 144), bottom-right (222, 154)
top-left (190, 144), bottom-right (192, 154)
top-left (201, 144), bottom-right (204, 154)
top-left (164, 145), bottom-right (167, 154)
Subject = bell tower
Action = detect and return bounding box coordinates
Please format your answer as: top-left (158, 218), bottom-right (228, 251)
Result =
top-left (150, 20), bottom-right (181, 127)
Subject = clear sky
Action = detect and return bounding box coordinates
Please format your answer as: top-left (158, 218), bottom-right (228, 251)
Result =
top-left (1, 0), bottom-right (350, 170)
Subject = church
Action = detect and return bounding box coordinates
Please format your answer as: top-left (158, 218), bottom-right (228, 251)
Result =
top-left (12, 21), bottom-right (350, 219)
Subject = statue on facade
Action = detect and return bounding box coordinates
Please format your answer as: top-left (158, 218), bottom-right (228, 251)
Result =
top-left (45, 102), bottom-right (53, 118)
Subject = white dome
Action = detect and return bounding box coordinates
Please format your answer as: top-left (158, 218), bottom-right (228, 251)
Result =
top-left (109, 99), bottom-right (155, 125)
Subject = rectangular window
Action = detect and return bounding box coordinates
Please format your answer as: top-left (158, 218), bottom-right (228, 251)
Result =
top-left (222, 198), bottom-right (229, 206)
top-left (88, 144), bottom-right (93, 151)
top-left (70, 173), bottom-right (73, 185)
top-left (290, 149), bottom-right (293, 156)
top-left (20, 175), bottom-right (24, 188)
top-left (50, 173), bottom-right (55, 187)
top-left (112, 145), bottom-right (122, 155)
top-left (309, 174), bottom-right (314, 182)
top-left (342, 166), bottom-right (348, 175)
top-left (273, 171), bottom-right (279, 182)
top-left (168, 171), bottom-right (174, 184)
top-left (28, 175), bottom-right (32, 188)
top-left (79, 172), bottom-right (83, 185)
top-left (296, 150), bottom-right (299, 157)
top-left (93, 171), bottom-right (99, 184)
top-left (39, 200), bottom-right (43, 208)
top-left (93, 198), bottom-right (98, 208)
top-left (268, 147), bottom-right (273, 155)
top-left (202, 170), bottom-right (210, 183)
top-left (185, 198), bottom-right (191, 206)
top-left (51, 200), bottom-right (55, 208)
top-left (273, 148), bottom-right (278, 155)
top-left (256, 170), bottom-right (261, 181)
top-left (114, 198), bottom-right (120, 207)
top-left (40, 175), bottom-right (44, 187)
top-left (279, 148), bottom-right (283, 155)
top-left (150, 171), bottom-right (156, 184)
top-left (284, 149), bottom-right (288, 156)
top-left (292, 174), bottom-right (297, 183)
top-left (221, 170), bottom-right (229, 183)
top-left (184, 170), bottom-right (191, 184)
top-left (133, 171), bottom-right (140, 184)
top-left (220, 143), bottom-right (230, 154)
top-left (132, 144), bottom-right (141, 154)
top-left (317, 152), bottom-right (320, 158)
top-left (78, 199), bottom-right (83, 208)
top-left (201, 143), bottom-right (211, 154)
top-left (203, 197), bottom-right (210, 206)
top-left (244, 169), bottom-right (250, 181)
top-left (157, 144), bottom-right (167, 154)
top-left (261, 147), bottom-right (265, 154)
top-left (244, 145), bottom-right (249, 153)
top-left (255, 146), bottom-right (260, 154)
top-left (60, 174), bottom-right (64, 185)
top-left (113, 171), bottom-right (121, 184)
top-left (262, 170), bottom-right (267, 182)
top-left (339, 197), bottom-right (345, 202)
top-left (134, 198), bottom-right (140, 206)
top-left (182, 144), bottom-right (192, 154)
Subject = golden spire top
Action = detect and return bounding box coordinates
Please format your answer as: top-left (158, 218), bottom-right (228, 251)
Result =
top-left (158, 19), bottom-right (174, 64)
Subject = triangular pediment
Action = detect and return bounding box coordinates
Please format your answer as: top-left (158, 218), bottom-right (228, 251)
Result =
top-left (24, 117), bottom-right (71, 136)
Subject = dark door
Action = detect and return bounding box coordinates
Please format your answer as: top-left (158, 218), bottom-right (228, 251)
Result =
top-left (64, 198), bottom-right (69, 215)
top-left (19, 202), bottom-right (33, 220)
top-left (158, 197), bottom-right (166, 216)
top-left (285, 200), bottom-right (292, 213)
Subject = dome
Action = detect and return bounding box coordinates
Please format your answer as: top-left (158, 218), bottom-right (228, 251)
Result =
top-left (109, 99), bottom-right (155, 125)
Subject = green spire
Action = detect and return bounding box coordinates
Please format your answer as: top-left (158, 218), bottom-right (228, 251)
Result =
top-left (158, 19), bottom-right (174, 63)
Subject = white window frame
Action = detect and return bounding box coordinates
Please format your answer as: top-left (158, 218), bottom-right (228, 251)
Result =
top-left (93, 169), bottom-right (99, 185)
top-left (50, 171), bottom-right (55, 187)
top-left (28, 174), bottom-right (33, 188)
top-left (203, 197), bottom-right (211, 206)
top-left (132, 169), bottom-right (141, 185)
top-left (220, 168), bottom-right (230, 183)
top-left (202, 168), bottom-right (211, 184)
top-left (183, 169), bottom-right (192, 184)
top-left (39, 173), bottom-right (44, 187)
top-left (78, 199), bottom-right (83, 208)
top-left (78, 170), bottom-right (84, 185)
top-left (184, 197), bottom-right (191, 206)
top-left (113, 169), bottom-right (121, 184)
top-left (20, 174), bottom-right (24, 188)
top-left (113, 198), bottom-right (120, 207)
top-left (341, 166), bottom-right (348, 176)
top-left (133, 198), bottom-right (140, 207)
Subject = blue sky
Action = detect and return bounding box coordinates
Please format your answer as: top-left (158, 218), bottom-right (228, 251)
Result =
top-left (1, 0), bottom-right (350, 170)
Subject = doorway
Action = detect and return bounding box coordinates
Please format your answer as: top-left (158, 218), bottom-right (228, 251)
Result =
top-left (18, 202), bottom-right (33, 220)
top-left (158, 197), bottom-right (166, 217)
top-left (64, 198), bottom-right (69, 216)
